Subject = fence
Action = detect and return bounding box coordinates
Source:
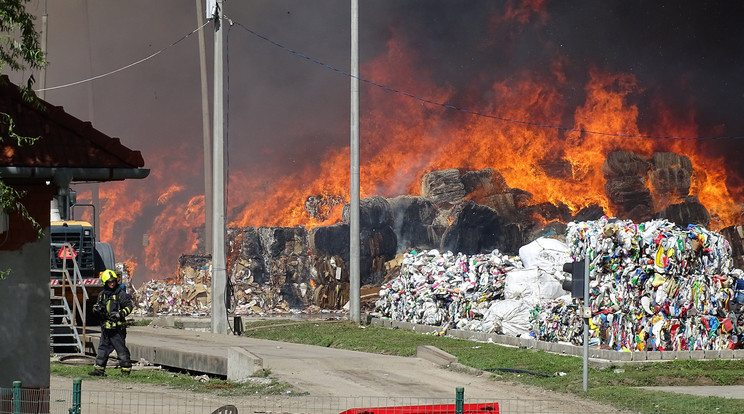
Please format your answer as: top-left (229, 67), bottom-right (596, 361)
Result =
top-left (2, 380), bottom-right (743, 414)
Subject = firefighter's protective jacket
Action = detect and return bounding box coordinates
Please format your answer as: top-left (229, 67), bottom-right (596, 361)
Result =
top-left (95, 283), bottom-right (133, 330)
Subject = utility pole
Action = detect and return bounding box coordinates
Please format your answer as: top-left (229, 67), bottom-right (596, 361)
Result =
top-left (38, 0), bottom-right (47, 100)
top-left (85, 0), bottom-right (100, 240)
top-left (209, 0), bottom-right (227, 334)
top-left (196, 0), bottom-right (213, 254)
top-left (349, 0), bottom-right (361, 323)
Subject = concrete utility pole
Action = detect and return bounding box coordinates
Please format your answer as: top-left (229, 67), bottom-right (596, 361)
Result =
top-left (38, 0), bottom-right (47, 100)
top-left (349, 0), bottom-right (361, 323)
top-left (210, 0), bottom-right (227, 334)
top-left (197, 0), bottom-right (213, 254)
top-left (83, 0), bottom-right (101, 236)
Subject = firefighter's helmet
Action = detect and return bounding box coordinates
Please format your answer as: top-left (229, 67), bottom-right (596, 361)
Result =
top-left (100, 269), bottom-right (118, 284)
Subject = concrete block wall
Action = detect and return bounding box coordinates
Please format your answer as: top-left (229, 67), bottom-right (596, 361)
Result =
top-left (369, 316), bottom-right (743, 363)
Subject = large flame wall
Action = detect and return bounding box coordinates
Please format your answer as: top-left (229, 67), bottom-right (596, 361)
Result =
top-left (63, 1), bottom-right (744, 283)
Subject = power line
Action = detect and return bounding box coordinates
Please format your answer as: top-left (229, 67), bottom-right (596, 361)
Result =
top-left (33, 14), bottom-right (744, 142)
top-left (36, 21), bottom-right (211, 92)
top-left (227, 18), bottom-right (744, 142)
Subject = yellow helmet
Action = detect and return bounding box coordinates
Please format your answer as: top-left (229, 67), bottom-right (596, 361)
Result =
top-left (100, 269), bottom-right (118, 284)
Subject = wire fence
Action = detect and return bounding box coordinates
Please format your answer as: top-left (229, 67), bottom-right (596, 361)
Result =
top-left (2, 382), bottom-right (743, 414)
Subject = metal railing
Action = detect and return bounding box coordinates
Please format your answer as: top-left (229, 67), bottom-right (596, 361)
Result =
top-left (49, 296), bottom-right (84, 355)
top-left (50, 242), bottom-right (89, 347)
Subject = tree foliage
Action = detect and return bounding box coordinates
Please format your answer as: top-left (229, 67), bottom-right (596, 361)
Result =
top-left (0, 0), bottom-right (47, 279)
top-left (0, 0), bottom-right (45, 75)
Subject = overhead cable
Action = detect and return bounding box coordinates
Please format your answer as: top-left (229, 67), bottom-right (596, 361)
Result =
top-left (36, 21), bottom-right (211, 92)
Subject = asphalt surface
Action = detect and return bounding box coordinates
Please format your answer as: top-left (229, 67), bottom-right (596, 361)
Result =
top-left (58, 321), bottom-right (624, 413)
top-left (51, 318), bottom-right (744, 414)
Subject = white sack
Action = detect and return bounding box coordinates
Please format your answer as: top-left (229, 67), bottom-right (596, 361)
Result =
top-left (482, 299), bottom-right (532, 337)
top-left (504, 267), bottom-right (567, 306)
top-left (518, 237), bottom-right (571, 271)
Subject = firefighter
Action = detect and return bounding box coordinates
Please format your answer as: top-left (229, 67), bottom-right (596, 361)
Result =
top-left (88, 269), bottom-right (133, 376)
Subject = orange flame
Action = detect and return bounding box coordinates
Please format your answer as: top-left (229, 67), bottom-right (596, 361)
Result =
top-left (72, 11), bottom-right (743, 283)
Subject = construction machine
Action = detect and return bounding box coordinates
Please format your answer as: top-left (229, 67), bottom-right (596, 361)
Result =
top-left (49, 193), bottom-right (115, 355)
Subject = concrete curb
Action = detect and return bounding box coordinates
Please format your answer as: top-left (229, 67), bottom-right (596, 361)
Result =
top-left (89, 333), bottom-right (263, 381)
top-left (417, 345), bottom-right (457, 366)
top-left (369, 315), bottom-right (744, 363)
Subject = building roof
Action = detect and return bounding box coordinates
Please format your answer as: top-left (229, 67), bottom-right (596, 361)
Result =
top-left (0, 75), bottom-right (148, 184)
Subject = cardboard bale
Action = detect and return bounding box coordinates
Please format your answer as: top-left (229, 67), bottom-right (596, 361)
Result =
top-left (342, 195), bottom-right (394, 229)
top-left (420, 168), bottom-right (466, 206)
top-left (441, 201), bottom-right (523, 255)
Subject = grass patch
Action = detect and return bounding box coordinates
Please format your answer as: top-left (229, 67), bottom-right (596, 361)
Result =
top-left (244, 320), bottom-right (744, 413)
top-left (50, 362), bottom-right (291, 396)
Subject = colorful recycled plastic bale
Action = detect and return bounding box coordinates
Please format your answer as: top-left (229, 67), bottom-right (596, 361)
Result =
top-left (562, 217), bottom-right (743, 351)
top-left (375, 217), bottom-right (743, 352)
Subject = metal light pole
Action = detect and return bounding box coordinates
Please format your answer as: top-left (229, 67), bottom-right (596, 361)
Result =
top-left (210, 0), bottom-right (227, 334)
top-left (349, 0), bottom-right (361, 323)
top-left (38, 0), bottom-right (47, 100)
top-left (197, 0), bottom-right (213, 254)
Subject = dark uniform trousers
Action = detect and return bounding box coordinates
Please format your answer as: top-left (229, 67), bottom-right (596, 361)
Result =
top-left (95, 328), bottom-right (132, 369)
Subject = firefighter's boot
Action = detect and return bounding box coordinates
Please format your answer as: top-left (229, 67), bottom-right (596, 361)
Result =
top-left (121, 368), bottom-right (131, 376)
top-left (88, 368), bottom-right (105, 376)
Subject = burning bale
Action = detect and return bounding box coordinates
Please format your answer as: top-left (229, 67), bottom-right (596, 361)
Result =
top-left (341, 195), bottom-right (394, 229)
top-left (151, 147), bottom-right (742, 319)
top-left (420, 168), bottom-right (467, 208)
top-left (305, 194), bottom-right (345, 221)
top-left (649, 152), bottom-right (693, 202)
top-left (388, 195), bottom-right (441, 253)
top-left (339, 196), bottom-right (399, 285)
top-left (441, 201), bottom-right (523, 255)
top-left (656, 195), bottom-right (711, 228)
top-left (461, 168), bottom-right (532, 218)
top-left (720, 225), bottom-right (744, 272)
top-left (603, 150), bottom-right (654, 223)
top-left (602, 150), bottom-right (712, 228)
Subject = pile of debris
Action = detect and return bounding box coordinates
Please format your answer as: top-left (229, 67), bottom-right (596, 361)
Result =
top-left (374, 217), bottom-right (744, 351)
top-left (131, 251), bottom-right (384, 317)
top-left (132, 255), bottom-right (212, 316)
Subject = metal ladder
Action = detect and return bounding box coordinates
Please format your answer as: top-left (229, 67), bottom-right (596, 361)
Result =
top-left (50, 295), bottom-right (84, 355)
top-left (50, 242), bottom-right (90, 356)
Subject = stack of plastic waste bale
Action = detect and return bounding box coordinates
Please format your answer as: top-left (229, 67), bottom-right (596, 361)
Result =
top-left (374, 249), bottom-right (528, 331)
top-left (536, 216), bottom-right (744, 351)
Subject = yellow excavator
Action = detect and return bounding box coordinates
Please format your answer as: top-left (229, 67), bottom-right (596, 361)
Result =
top-left (49, 195), bottom-right (116, 355)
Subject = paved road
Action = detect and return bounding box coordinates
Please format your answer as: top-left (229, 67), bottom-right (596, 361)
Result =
top-left (49, 320), bottom-right (744, 413)
top-left (51, 323), bottom-right (622, 413)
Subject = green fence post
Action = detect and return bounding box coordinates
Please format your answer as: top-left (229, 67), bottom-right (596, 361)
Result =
top-left (12, 381), bottom-right (21, 414)
top-left (455, 387), bottom-right (464, 414)
top-left (68, 378), bottom-right (81, 414)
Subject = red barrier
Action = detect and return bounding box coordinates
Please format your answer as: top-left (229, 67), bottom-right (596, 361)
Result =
top-left (338, 402), bottom-right (499, 414)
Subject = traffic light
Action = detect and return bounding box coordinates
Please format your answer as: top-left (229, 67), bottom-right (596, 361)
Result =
top-left (562, 259), bottom-right (585, 299)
